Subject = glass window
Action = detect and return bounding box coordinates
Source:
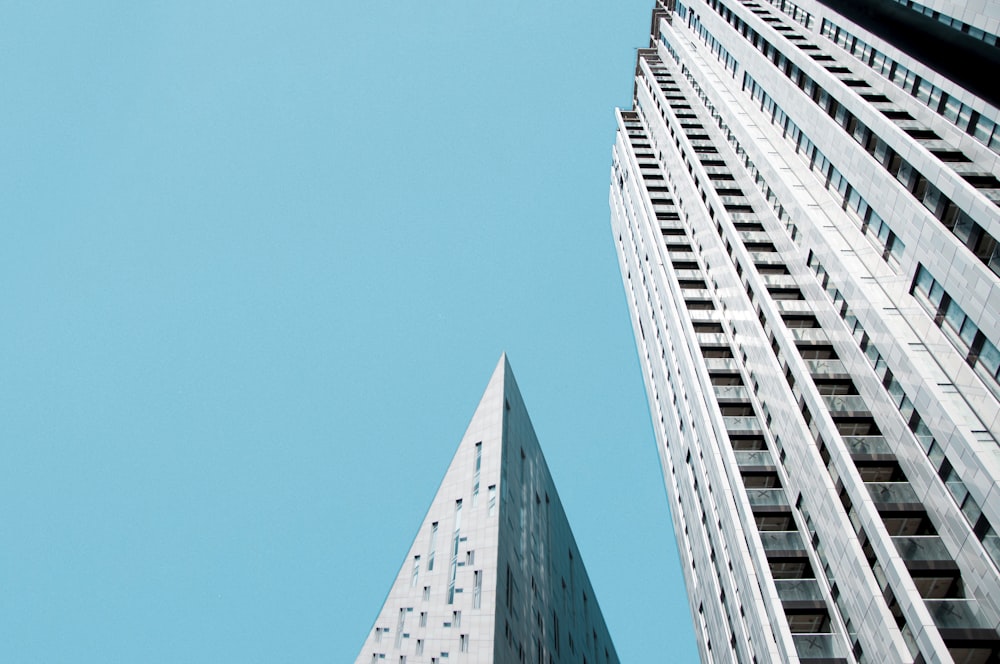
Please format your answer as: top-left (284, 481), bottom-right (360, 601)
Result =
top-left (928, 281), bottom-right (944, 307)
top-left (979, 340), bottom-right (1000, 377)
top-left (943, 96), bottom-right (961, 122)
top-left (958, 104), bottom-right (974, 131)
top-left (914, 266), bottom-right (933, 296)
top-left (959, 318), bottom-right (979, 347)
top-left (944, 301), bottom-right (966, 339)
top-left (428, 522), bottom-right (438, 571)
top-left (473, 570), bottom-right (482, 609)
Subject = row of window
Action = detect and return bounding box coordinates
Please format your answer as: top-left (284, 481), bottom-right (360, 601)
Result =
top-left (678, 1), bottom-right (739, 76)
top-left (638, 61), bottom-right (846, 659)
top-left (806, 252), bottom-right (1000, 575)
top-left (821, 18), bottom-right (1000, 155)
top-left (661, 33), bottom-right (802, 242)
top-left (786, 264), bottom-right (953, 659)
top-left (702, 0), bottom-right (1000, 277)
top-left (656, 40), bottom-right (985, 653)
top-left (890, 0), bottom-right (1000, 48)
top-left (742, 73), bottom-right (905, 264)
top-left (654, 25), bottom-right (1000, 659)
top-left (912, 265), bottom-right (1000, 397)
top-left (371, 610), bottom-right (470, 656)
top-left (755, 0), bottom-right (812, 30)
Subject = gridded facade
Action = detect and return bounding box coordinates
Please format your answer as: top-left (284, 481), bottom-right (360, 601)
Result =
top-left (356, 355), bottom-right (619, 664)
top-left (611, 1), bottom-right (1000, 662)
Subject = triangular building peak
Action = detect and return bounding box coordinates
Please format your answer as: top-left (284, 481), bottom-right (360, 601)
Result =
top-left (356, 355), bottom-right (619, 664)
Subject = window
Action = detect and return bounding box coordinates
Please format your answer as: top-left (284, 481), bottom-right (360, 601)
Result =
top-left (411, 556), bottom-right (420, 587)
top-left (448, 501), bottom-right (462, 604)
top-left (473, 570), bottom-right (482, 609)
top-left (488, 485), bottom-right (497, 516)
top-left (427, 523), bottom-right (438, 571)
top-left (472, 442), bottom-right (482, 505)
top-left (395, 609), bottom-right (405, 648)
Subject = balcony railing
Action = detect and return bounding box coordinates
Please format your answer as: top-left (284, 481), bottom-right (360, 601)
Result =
top-left (926, 599), bottom-right (992, 631)
top-left (724, 416), bottom-right (762, 433)
top-left (793, 634), bottom-right (846, 660)
top-left (789, 327), bottom-right (829, 343)
top-left (760, 530), bottom-right (806, 553)
top-left (892, 536), bottom-right (952, 563)
top-left (773, 299), bottom-right (814, 313)
top-left (746, 488), bottom-right (789, 508)
top-left (775, 579), bottom-right (824, 603)
top-left (705, 357), bottom-right (739, 372)
top-left (804, 359), bottom-right (848, 377)
top-left (821, 394), bottom-right (871, 414)
top-left (750, 251), bottom-right (785, 264)
top-left (734, 450), bottom-right (773, 467)
top-left (714, 384), bottom-right (750, 401)
top-left (866, 482), bottom-right (921, 506)
top-left (842, 436), bottom-right (892, 456)
top-left (738, 230), bottom-right (771, 243)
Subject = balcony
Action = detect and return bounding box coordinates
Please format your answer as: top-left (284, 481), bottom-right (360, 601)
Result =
top-left (866, 482), bottom-right (923, 512)
top-left (724, 416), bottom-right (762, 434)
top-left (792, 634), bottom-right (848, 661)
top-left (927, 600), bottom-right (1000, 660)
top-left (738, 230), bottom-right (771, 244)
top-left (822, 394), bottom-right (871, 416)
top-left (789, 328), bottom-right (829, 343)
top-left (758, 272), bottom-right (799, 288)
top-left (705, 357), bottom-right (739, 372)
top-left (697, 333), bottom-right (728, 346)
top-left (893, 536), bottom-right (952, 563)
top-left (926, 599), bottom-right (994, 632)
top-left (734, 449), bottom-right (773, 469)
top-left (681, 288), bottom-right (712, 300)
top-left (747, 488), bottom-right (790, 511)
top-left (893, 536), bottom-right (959, 577)
top-left (773, 299), bottom-right (815, 314)
top-left (775, 579), bottom-right (825, 608)
top-left (669, 249), bottom-right (696, 260)
top-left (750, 251), bottom-right (785, 265)
top-left (689, 312), bottom-right (720, 326)
top-left (842, 436), bottom-right (893, 459)
top-left (804, 359), bottom-right (849, 379)
top-left (760, 530), bottom-right (807, 556)
top-left (714, 384), bottom-right (749, 402)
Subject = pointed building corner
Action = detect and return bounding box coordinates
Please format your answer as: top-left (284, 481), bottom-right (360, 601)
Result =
top-left (355, 359), bottom-right (620, 664)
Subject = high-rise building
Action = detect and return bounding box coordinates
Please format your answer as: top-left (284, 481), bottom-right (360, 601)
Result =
top-left (610, 1), bottom-right (1000, 662)
top-left (355, 355), bottom-right (620, 664)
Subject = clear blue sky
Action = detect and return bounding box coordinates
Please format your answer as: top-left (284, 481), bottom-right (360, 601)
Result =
top-left (0, 1), bottom-right (698, 661)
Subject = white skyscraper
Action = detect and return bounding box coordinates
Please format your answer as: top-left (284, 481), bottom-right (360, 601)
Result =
top-left (356, 355), bottom-right (619, 664)
top-left (611, 0), bottom-right (1000, 662)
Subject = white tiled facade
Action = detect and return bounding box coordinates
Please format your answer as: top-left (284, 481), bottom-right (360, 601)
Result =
top-left (611, 1), bottom-right (1000, 662)
top-left (356, 356), bottom-right (619, 664)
